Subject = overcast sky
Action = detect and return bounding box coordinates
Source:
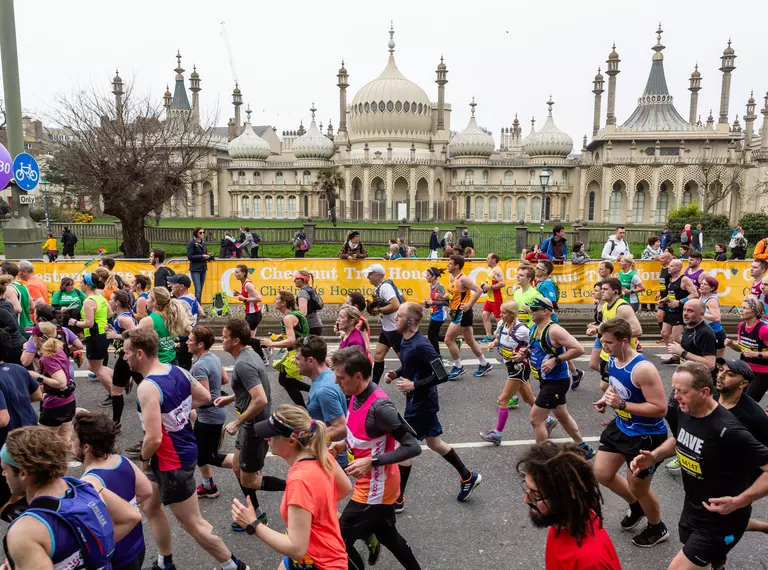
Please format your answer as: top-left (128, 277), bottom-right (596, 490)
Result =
top-left (5, 0), bottom-right (768, 143)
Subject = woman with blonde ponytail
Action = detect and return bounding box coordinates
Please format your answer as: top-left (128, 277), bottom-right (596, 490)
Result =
top-left (139, 286), bottom-right (191, 364)
top-left (232, 404), bottom-right (351, 570)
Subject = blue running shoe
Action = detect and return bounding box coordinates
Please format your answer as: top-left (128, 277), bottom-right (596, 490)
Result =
top-left (545, 416), bottom-right (558, 438)
top-left (578, 442), bottom-right (596, 460)
top-left (571, 369), bottom-right (585, 390)
top-left (473, 362), bottom-right (493, 377)
top-left (448, 366), bottom-right (466, 380)
top-left (457, 472), bottom-right (482, 502)
top-left (480, 430), bottom-right (502, 445)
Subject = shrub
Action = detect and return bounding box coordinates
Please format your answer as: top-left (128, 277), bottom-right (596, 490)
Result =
top-left (666, 204), bottom-right (730, 237)
top-left (739, 212), bottom-right (768, 234)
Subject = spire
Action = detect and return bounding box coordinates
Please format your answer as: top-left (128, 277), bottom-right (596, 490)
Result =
top-left (547, 96), bottom-right (554, 116)
top-left (245, 104), bottom-right (252, 123)
top-left (388, 22), bottom-right (395, 55)
top-left (469, 96), bottom-right (477, 118)
top-left (652, 22), bottom-right (665, 61)
top-left (174, 49), bottom-right (184, 76)
top-left (310, 102), bottom-right (317, 122)
top-left (163, 85), bottom-right (172, 110)
top-left (170, 51), bottom-right (191, 111)
top-left (189, 64), bottom-right (201, 93)
top-left (718, 38), bottom-right (737, 125)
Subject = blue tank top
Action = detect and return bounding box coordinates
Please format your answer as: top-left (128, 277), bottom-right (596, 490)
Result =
top-left (701, 295), bottom-right (723, 333)
top-left (133, 292), bottom-right (151, 315)
top-left (529, 322), bottom-right (569, 381)
top-left (112, 311), bottom-right (136, 335)
top-left (137, 364), bottom-right (197, 471)
top-left (607, 354), bottom-right (667, 436)
top-left (86, 456), bottom-right (144, 568)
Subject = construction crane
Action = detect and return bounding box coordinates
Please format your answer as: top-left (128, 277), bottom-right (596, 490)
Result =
top-left (220, 22), bottom-right (238, 85)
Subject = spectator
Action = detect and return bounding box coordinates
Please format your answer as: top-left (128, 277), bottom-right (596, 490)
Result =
top-left (292, 229), bottom-right (310, 258)
top-left (601, 225), bottom-right (628, 261)
top-left (429, 227), bottom-right (441, 259)
top-left (541, 225), bottom-right (568, 262)
top-left (679, 244), bottom-right (691, 260)
top-left (149, 247), bottom-right (175, 289)
top-left (680, 223), bottom-right (692, 247)
top-left (338, 231), bottom-right (368, 260)
top-left (753, 236), bottom-right (768, 260)
top-left (618, 255), bottom-right (644, 312)
top-left (61, 226), bottom-right (78, 259)
top-left (441, 231), bottom-right (453, 252)
top-left (0, 277), bottom-right (27, 364)
top-left (249, 227), bottom-right (261, 258)
top-left (388, 243), bottom-right (402, 260)
top-left (239, 226), bottom-right (255, 258)
top-left (525, 243), bottom-right (549, 261)
top-left (692, 223), bottom-right (704, 253)
top-left (42, 232), bottom-right (58, 262)
top-left (641, 236), bottom-right (662, 260)
top-left (458, 229), bottom-right (474, 251)
top-left (51, 277), bottom-right (86, 326)
top-left (463, 245), bottom-right (475, 258)
top-left (714, 243), bottom-right (728, 261)
top-left (660, 226), bottom-right (672, 250)
top-left (729, 227), bottom-right (747, 260)
top-left (397, 237), bottom-right (408, 258)
top-left (18, 260), bottom-right (48, 307)
top-left (571, 242), bottom-right (590, 264)
top-left (188, 227), bottom-right (211, 304)
top-left (220, 231), bottom-right (238, 258)
top-left (408, 246), bottom-right (418, 258)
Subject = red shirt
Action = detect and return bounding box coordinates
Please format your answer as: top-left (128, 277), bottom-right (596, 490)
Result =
top-left (545, 514), bottom-right (621, 570)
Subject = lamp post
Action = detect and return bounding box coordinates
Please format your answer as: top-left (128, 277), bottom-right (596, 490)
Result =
top-left (539, 165), bottom-right (551, 244)
top-left (41, 175), bottom-right (51, 233)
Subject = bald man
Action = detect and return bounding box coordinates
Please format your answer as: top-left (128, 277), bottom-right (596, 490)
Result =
top-left (659, 259), bottom-right (698, 364)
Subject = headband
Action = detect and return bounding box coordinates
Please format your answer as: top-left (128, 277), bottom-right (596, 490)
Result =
top-left (83, 272), bottom-right (94, 287)
top-left (294, 419), bottom-right (318, 440)
top-left (0, 444), bottom-right (18, 467)
top-left (427, 268), bottom-right (438, 278)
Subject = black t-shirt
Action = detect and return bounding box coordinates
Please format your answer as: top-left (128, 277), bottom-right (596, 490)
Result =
top-left (716, 393), bottom-right (768, 447)
top-left (458, 236), bottom-right (474, 250)
top-left (154, 266), bottom-right (175, 289)
top-left (682, 321), bottom-right (717, 377)
top-left (668, 404), bottom-right (768, 532)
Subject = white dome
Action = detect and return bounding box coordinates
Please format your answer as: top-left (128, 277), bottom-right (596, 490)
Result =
top-left (293, 107), bottom-right (335, 160)
top-left (522, 99), bottom-right (573, 158)
top-left (228, 122), bottom-right (271, 160)
top-left (349, 28), bottom-right (432, 135)
top-left (448, 100), bottom-right (495, 158)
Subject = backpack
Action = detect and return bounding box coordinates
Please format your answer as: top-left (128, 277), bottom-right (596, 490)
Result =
top-left (251, 231), bottom-right (261, 244)
top-left (15, 477), bottom-right (115, 570)
top-left (377, 279), bottom-right (406, 304)
top-left (540, 236), bottom-right (552, 255)
top-left (210, 292), bottom-right (230, 317)
top-left (531, 322), bottom-right (558, 357)
top-left (305, 286), bottom-right (324, 313)
top-left (680, 231), bottom-right (689, 244)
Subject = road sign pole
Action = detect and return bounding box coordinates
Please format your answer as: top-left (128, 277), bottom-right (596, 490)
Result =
top-left (0, 0), bottom-right (44, 259)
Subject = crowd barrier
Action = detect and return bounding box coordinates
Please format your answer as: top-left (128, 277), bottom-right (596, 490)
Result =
top-left (26, 258), bottom-right (757, 307)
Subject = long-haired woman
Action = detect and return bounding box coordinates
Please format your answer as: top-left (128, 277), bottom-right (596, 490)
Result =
top-left (725, 296), bottom-right (768, 402)
top-left (699, 276), bottom-right (725, 358)
top-left (293, 270), bottom-right (323, 336)
top-left (21, 304), bottom-right (83, 370)
top-left (94, 266), bottom-right (118, 301)
top-left (424, 267), bottom-right (448, 354)
top-left (132, 274), bottom-right (152, 320)
top-left (0, 275), bottom-right (29, 365)
top-left (107, 290), bottom-right (141, 425)
top-left (344, 293), bottom-right (370, 346)
top-left (232, 404), bottom-right (351, 570)
top-left (336, 305), bottom-right (369, 359)
top-left (139, 287), bottom-right (190, 364)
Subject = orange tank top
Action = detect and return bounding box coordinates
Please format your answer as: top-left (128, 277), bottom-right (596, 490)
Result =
top-left (449, 273), bottom-right (470, 311)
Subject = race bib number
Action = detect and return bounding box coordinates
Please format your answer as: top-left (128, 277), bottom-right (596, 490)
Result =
top-left (676, 451), bottom-right (702, 476)
top-left (499, 346), bottom-right (515, 360)
top-left (531, 367), bottom-right (541, 380)
top-left (615, 408), bottom-right (632, 421)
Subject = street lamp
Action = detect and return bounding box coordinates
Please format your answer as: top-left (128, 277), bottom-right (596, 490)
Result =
top-left (539, 165), bottom-right (551, 243)
top-left (41, 174), bottom-right (51, 233)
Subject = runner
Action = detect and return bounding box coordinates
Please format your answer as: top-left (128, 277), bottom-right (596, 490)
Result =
top-left (294, 270), bottom-right (324, 336)
top-left (750, 259), bottom-right (768, 297)
top-left (655, 251), bottom-right (673, 336)
top-left (593, 318), bottom-right (669, 548)
top-left (527, 297), bottom-right (595, 457)
top-left (150, 248), bottom-right (175, 289)
top-left (585, 283), bottom-right (608, 391)
top-left (234, 263), bottom-right (262, 337)
top-left (1, 426), bottom-right (142, 570)
top-left (479, 253), bottom-right (505, 343)
top-left (658, 259), bottom-right (698, 364)
top-left (329, 347), bottom-right (423, 570)
top-left (517, 442), bottom-right (622, 570)
top-left (344, 292), bottom-right (371, 349)
top-left (699, 276), bottom-right (726, 358)
top-left (684, 251), bottom-right (705, 291)
top-left (188, 326), bottom-right (231, 500)
top-left (132, 275), bottom-right (152, 320)
top-left (363, 263), bottom-right (404, 385)
top-left (759, 275), bottom-right (768, 317)
top-left (123, 327), bottom-right (251, 570)
top-left (169, 274), bottom-right (202, 371)
top-left (444, 255), bottom-right (492, 380)
top-left (336, 305), bottom-right (369, 357)
top-left (424, 266), bottom-right (448, 354)
top-left (260, 291), bottom-right (310, 407)
top-left (220, 318), bottom-right (285, 529)
top-left (74, 411), bottom-right (150, 570)
top-left (630, 362), bottom-right (768, 570)
top-left (618, 255), bottom-right (645, 312)
top-left (597, 278), bottom-right (643, 392)
top-left (725, 296), bottom-right (768, 403)
top-left (512, 265), bottom-right (542, 328)
top-left (51, 277), bottom-right (86, 330)
top-left (386, 302), bottom-right (481, 510)
top-left (1, 262), bottom-right (32, 338)
top-left (138, 286), bottom-right (191, 366)
top-left (106, 290), bottom-right (141, 425)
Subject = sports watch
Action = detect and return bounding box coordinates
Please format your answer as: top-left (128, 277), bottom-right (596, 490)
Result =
top-left (245, 519), bottom-right (261, 535)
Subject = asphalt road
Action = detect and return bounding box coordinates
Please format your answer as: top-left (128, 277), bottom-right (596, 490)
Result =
top-left (56, 342), bottom-right (768, 570)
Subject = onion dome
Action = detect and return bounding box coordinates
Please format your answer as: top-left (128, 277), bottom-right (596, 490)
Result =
top-left (723, 39), bottom-right (735, 56)
top-left (522, 98), bottom-right (573, 157)
top-left (228, 120), bottom-right (270, 160)
top-left (608, 42), bottom-right (620, 61)
top-left (594, 67), bottom-right (604, 82)
top-left (293, 104), bottom-right (335, 160)
top-left (690, 64), bottom-right (701, 79)
top-left (448, 98), bottom-right (495, 158)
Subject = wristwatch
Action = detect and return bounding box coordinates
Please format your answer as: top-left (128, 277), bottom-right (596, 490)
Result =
top-left (680, 350), bottom-right (688, 361)
top-left (245, 519), bottom-right (261, 535)
top-left (619, 400), bottom-right (627, 411)
top-left (370, 456), bottom-right (381, 468)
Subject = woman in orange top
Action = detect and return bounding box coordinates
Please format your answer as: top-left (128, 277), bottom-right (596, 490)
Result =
top-left (232, 405), bottom-right (352, 570)
top-left (93, 267), bottom-right (117, 301)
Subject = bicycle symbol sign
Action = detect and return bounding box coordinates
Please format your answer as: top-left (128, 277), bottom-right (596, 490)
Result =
top-left (0, 144), bottom-right (12, 191)
top-left (12, 152), bottom-right (40, 191)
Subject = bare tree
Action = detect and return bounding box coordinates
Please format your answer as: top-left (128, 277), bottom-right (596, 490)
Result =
top-left (0, 98), bottom-right (6, 130)
top-left (693, 161), bottom-right (744, 214)
top-left (314, 167), bottom-right (343, 227)
top-left (46, 82), bottom-right (214, 257)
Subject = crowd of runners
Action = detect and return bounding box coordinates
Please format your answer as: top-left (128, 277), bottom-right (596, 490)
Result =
top-left (0, 253), bottom-right (768, 569)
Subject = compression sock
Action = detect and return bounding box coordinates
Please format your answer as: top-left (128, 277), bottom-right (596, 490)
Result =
top-left (372, 361), bottom-right (385, 385)
top-left (397, 465), bottom-right (412, 502)
top-left (442, 448), bottom-right (471, 480)
top-left (112, 394), bottom-right (124, 425)
top-left (260, 476), bottom-right (286, 491)
top-left (157, 554), bottom-right (173, 569)
top-left (203, 478), bottom-right (214, 490)
top-left (239, 484), bottom-right (260, 511)
top-left (496, 407), bottom-right (509, 432)
top-left (478, 355), bottom-right (488, 366)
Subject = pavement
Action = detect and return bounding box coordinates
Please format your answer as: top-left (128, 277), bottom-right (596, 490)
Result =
top-left (58, 341), bottom-right (768, 570)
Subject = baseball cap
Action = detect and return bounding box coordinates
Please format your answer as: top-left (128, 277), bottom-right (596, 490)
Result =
top-left (362, 264), bottom-right (386, 277)
top-left (528, 297), bottom-right (555, 312)
top-left (167, 274), bottom-right (192, 287)
top-left (252, 412), bottom-right (318, 440)
top-left (716, 357), bottom-right (755, 382)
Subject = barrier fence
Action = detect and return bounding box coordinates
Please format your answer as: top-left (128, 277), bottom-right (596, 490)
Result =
top-left (27, 258), bottom-right (757, 307)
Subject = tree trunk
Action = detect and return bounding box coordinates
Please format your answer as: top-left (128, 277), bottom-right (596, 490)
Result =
top-left (120, 215), bottom-right (149, 258)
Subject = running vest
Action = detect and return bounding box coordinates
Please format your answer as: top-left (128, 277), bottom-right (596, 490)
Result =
top-left (448, 273), bottom-right (470, 311)
top-left (513, 286), bottom-right (541, 326)
top-left (10, 282), bottom-right (32, 336)
top-left (112, 310), bottom-right (136, 335)
top-left (150, 312), bottom-right (177, 364)
top-left (429, 284), bottom-right (446, 322)
top-left (178, 294), bottom-right (199, 327)
top-left (600, 298), bottom-right (637, 361)
top-left (738, 320), bottom-right (768, 371)
top-left (137, 365), bottom-right (197, 470)
top-left (486, 273), bottom-right (503, 303)
top-left (85, 456), bottom-right (144, 567)
top-left (701, 295), bottom-right (724, 333)
top-left (618, 270), bottom-right (636, 303)
top-left (607, 354), bottom-right (667, 436)
top-left (241, 278), bottom-right (260, 314)
top-left (496, 321), bottom-right (529, 361)
top-left (666, 275), bottom-right (685, 313)
top-left (133, 292), bottom-right (151, 315)
top-left (529, 322), bottom-right (569, 381)
top-left (83, 294), bottom-right (108, 338)
top-left (684, 267), bottom-right (704, 290)
top-left (346, 387), bottom-right (400, 505)
top-left (281, 310), bottom-right (308, 339)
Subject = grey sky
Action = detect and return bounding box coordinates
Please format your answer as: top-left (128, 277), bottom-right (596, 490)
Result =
top-left (5, 0), bottom-right (768, 143)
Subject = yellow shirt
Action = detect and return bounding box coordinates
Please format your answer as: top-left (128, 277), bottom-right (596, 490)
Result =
top-left (42, 238), bottom-right (57, 251)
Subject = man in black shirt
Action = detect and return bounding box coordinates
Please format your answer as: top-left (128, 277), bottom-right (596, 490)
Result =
top-left (458, 229), bottom-right (474, 251)
top-left (150, 247), bottom-right (175, 289)
top-left (631, 362), bottom-right (768, 570)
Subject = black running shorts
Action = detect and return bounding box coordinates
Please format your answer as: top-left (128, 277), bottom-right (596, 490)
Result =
top-left (245, 312), bottom-right (263, 331)
top-left (598, 420), bottom-right (667, 479)
top-left (377, 330), bottom-right (402, 353)
top-left (236, 426), bottom-right (269, 473)
top-left (504, 361), bottom-right (530, 383)
top-left (534, 379), bottom-right (570, 409)
top-left (194, 421), bottom-right (224, 468)
top-left (39, 400), bottom-right (76, 427)
top-left (148, 464), bottom-right (196, 506)
top-left (679, 520), bottom-right (746, 569)
top-left (112, 353), bottom-right (143, 388)
top-left (663, 310), bottom-right (684, 326)
top-left (85, 334), bottom-right (110, 361)
top-left (403, 411), bottom-right (443, 441)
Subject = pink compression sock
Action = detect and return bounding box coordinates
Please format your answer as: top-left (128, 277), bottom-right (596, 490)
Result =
top-left (496, 407), bottom-right (510, 432)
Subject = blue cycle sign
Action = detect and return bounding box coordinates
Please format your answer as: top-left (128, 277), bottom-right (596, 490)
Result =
top-left (12, 152), bottom-right (40, 191)
top-left (0, 143), bottom-right (11, 191)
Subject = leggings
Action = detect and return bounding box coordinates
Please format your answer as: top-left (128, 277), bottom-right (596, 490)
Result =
top-left (427, 319), bottom-right (444, 354)
top-left (746, 371), bottom-right (768, 403)
top-left (279, 370), bottom-right (311, 408)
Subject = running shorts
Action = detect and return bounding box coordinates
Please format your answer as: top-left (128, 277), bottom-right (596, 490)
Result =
top-left (597, 420), bottom-right (667, 479)
top-left (339, 500), bottom-right (398, 540)
top-left (377, 330), bottom-right (403, 353)
top-left (450, 309), bottom-right (473, 327)
top-left (483, 300), bottom-right (502, 319)
top-left (403, 411), bottom-right (443, 441)
top-left (194, 421), bottom-right (225, 468)
top-left (245, 312), bottom-right (263, 331)
top-left (148, 464), bottom-right (196, 506)
top-left (504, 361), bottom-right (530, 383)
top-left (39, 400), bottom-right (76, 427)
top-left (236, 426), bottom-right (269, 473)
top-left (534, 379), bottom-right (570, 409)
top-left (85, 334), bottom-right (110, 361)
top-left (679, 520), bottom-right (746, 569)
top-left (112, 352), bottom-right (143, 388)
top-left (714, 329), bottom-right (726, 350)
top-left (114, 547), bottom-right (145, 570)
top-left (663, 310), bottom-right (684, 327)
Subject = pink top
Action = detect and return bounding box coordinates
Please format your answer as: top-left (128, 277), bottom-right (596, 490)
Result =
top-left (40, 348), bottom-right (75, 408)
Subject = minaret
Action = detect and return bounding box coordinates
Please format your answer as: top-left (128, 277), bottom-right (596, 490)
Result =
top-left (336, 60), bottom-right (348, 135)
top-left (327, 119), bottom-right (334, 138)
top-left (605, 43), bottom-right (621, 127)
top-left (592, 67), bottom-right (604, 137)
top-left (688, 64), bottom-right (701, 124)
top-left (718, 39), bottom-right (737, 126)
top-left (707, 110), bottom-right (714, 128)
top-left (744, 91), bottom-right (757, 146)
top-left (189, 65), bottom-right (201, 125)
top-left (232, 82), bottom-right (243, 136)
top-left (761, 92), bottom-right (768, 152)
top-left (512, 114), bottom-right (521, 146)
top-left (111, 69), bottom-right (124, 115)
top-left (163, 85), bottom-right (172, 112)
top-left (435, 55), bottom-right (448, 132)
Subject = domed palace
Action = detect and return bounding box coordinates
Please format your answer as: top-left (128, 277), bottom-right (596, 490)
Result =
top-left (154, 25), bottom-right (768, 224)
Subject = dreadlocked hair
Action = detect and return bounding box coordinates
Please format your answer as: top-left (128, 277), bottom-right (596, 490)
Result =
top-left (516, 441), bottom-right (605, 545)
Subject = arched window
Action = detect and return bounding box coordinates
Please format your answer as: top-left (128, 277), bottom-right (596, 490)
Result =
top-left (265, 196), bottom-right (273, 217)
top-left (254, 171), bottom-right (261, 185)
top-left (609, 189), bottom-right (623, 223)
top-left (253, 197), bottom-right (261, 217)
top-left (374, 179), bottom-right (385, 201)
top-left (517, 197), bottom-right (527, 221)
top-left (531, 197), bottom-right (541, 222)
top-left (465, 196), bottom-right (472, 218)
top-left (276, 171), bottom-right (284, 185)
top-left (302, 170), bottom-right (311, 185)
top-left (632, 190), bottom-right (645, 223)
top-left (544, 196), bottom-right (551, 220)
top-left (561, 170), bottom-right (568, 185)
top-left (588, 191), bottom-right (595, 221)
top-left (241, 196), bottom-right (250, 217)
top-left (209, 191), bottom-right (215, 216)
top-left (488, 197), bottom-right (498, 220)
top-left (560, 197), bottom-right (567, 220)
top-left (682, 189), bottom-right (692, 206)
top-left (482, 170), bottom-right (489, 184)
top-left (504, 170), bottom-right (514, 185)
top-left (503, 197), bottom-right (513, 221)
top-left (528, 169), bottom-right (535, 185)
top-left (276, 196), bottom-right (285, 217)
top-left (238, 171), bottom-right (246, 185)
top-left (474, 197), bottom-right (484, 220)
top-left (452, 170), bottom-right (458, 184)
top-left (656, 186), bottom-right (669, 218)
top-left (465, 170), bottom-right (474, 185)
top-left (288, 196), bottom-right (297, 217)
top-left (353, 188), bottom-right (361, 201)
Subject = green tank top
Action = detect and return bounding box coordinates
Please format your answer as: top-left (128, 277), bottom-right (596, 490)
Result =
top-left (84, 294), bottom-right (108, 338)
top-left (618, 270), bottom-right (636, 303)
top-left (10, 283), bottom-right (33, 338)
top-left (150, 312), bottom-right (178, 363)
top-left (281, 310), bottom-right (309, 339)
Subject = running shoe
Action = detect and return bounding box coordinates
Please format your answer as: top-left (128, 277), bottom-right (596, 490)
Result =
top-left (366, 534), bottom-right (381, 566)
top-left (545, 416), bottom-right (558, 437)
top-left (448, 366), bottom-right (466, 381)
top-left (457, 472), bottom-right (482, 502)
top-left (508, 396), bottom-right (520, 409)
top-left (660, 355), bottom-right (681, 365)
top-left (257, 511), bottom-right (269, 526)
top-left (233, 561), bottom-right (250, 570)
top-left (88, 372), bottom-right (97, 379)
top-left (231, 522), bottom-right (246, 532)
top-left (196, 483), bottom-right (220, 499)
top-left (480, 430), bottom-right (502, 445)
top-left (620, 503), bottom-right (646, 530)
top-left (665, 457), bottom-right (681, 472)
top-left (99, 395), bottom-right (113, 408)
top-left (570, 369), bottom-right (585, 390)
top-left (394, 497), bottom-right (405, 514)
top-left (478, 335), bottom-right (494, 344)
top-left (473, 362), bottom-right (493, 377)
top-left (124, 442), bottom-right (142, 458)
top-left (67, 460), bottom-right (82, 468)
top-left (578, 442), bottom-right (596, 460)
top-left (631, 522), bottom-right (669, 548)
